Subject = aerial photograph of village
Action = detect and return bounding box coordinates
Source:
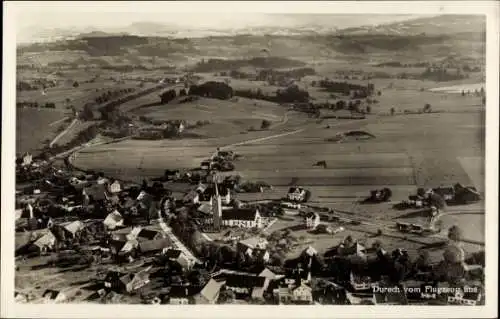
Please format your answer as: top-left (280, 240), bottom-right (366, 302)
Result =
top-left (13, 11), bottom-right (486, 306)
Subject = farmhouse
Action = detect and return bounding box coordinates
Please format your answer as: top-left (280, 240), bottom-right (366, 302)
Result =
top-left (304, 212), bottom-right (320, 229)
top-left (138, 238), bottom-right (171, 256)
top-left (287, 187), bottom-right (307, 202)
top-left (103, 210), bottom-right (125, 230)
top-left (21, 152), bottom-right (33, 166)
top-left (108, 180), bottom-right (122, 194)
top-left (194, 278), bottom-right (225, 304)
top-left (32, 231), bottom-right (57, 254)
top-left (42, 289), bottom-right (67, 303)
top-left (432, 186), bottom-right (455, 201)
top-left (61, 220), bottom-right (85, 238)
top-left (223, 273), bottom-right (270, 300)
top-left (165, 248), bottom-right (195, 270)
top-left (221, 208), bottom-right (263, 228)
top-left (136, 228), bottom-right (163, 241)
top-left (104, 268), bottom-right (151, 294)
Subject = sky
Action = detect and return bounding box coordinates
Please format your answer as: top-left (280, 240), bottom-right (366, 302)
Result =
top-left (10, 2), bottom-right (438, 43)
top-left (14, 2), bottom-right (426, 31)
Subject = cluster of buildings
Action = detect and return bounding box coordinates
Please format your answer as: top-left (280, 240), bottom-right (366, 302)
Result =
top-left (14, 150), bottom-right (485, 306)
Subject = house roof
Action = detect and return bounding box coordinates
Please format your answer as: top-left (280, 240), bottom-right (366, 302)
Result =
top-left (138, 238), bottom-right (171, 253)
top-left (105, 210), bottom-right (124, 224)
top-left (183, 190), bottom-right (199, 201)
top-left (165, 249), bottom-right (183, 259)
top-left (258, 268), bottom-right (276, 280)
top-left (239, 237), bottom-right (268, 249)
top-left (43, 289), bottom-right (61, 299)
top-left (84, 184), bottom-right (108, 201)
top-left (197, 278), bottom-right (225, 303)
top-left (33, 231), bottom-right (56, 248)
top-left (433, 187), bottom-right (455, 195)
top-left (221, 208), bottom-right (259, 221)
top-left (137, 229), bottom-right (161, 240)
top-left (303, 246), bottom-right (318, 257)
top-left (305, 211), bottom-right (319, 219)
top-left (288, 187), bottom-right (304, 194)
top-left (120, 239), bottom-right (139, 253)
top-left (224, 274), bottom-right (266, 289)
top-left (292, 283), bottom-right (312, 292)
top-left (62, 220), bottom-right (85, 234)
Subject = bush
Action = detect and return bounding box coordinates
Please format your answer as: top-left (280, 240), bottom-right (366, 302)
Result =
top-left (261, 120), bottom-right (271, 130)
top-left (376, 229), bottom-right (383, 236)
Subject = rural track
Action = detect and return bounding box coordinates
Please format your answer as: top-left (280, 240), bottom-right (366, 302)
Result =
top-left (220, 117), bottom-right (374, 150)
top-left (49, 118), bottom-right (78, 148)
top-left (48, 117), bottom-right (69, 127)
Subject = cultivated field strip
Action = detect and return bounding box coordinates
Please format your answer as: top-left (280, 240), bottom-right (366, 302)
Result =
top-left (234, 185), bottom-right (418, 202)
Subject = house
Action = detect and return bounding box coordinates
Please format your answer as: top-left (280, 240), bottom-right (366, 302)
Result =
top-left (108, 180), bottom-right (122, 194)
top-left (42, 289), bottom-right (66, 303)
top-left (432, 186), bottom-right (455, 201)
top-left (165, 249), bottom-right (195, 270)
top-left (104, 267), bottom-right (151, 293)
top-left (183, 189), bottom-right (200, 204)
top-left (136, 228), bottom-right (163, 241)
top-left (168, 285), bottom-right (200, 305)
top-left (237, 237), bottom-right (270, 262)
top-left (103, 210), bottom-right (124, 230)
top-left (349, 271), bottom-right (373, 292)
top-left (304, 212), bottom-right (320, 229)
top-left (21, 152), bottom-right (33, 166)
top-left (83, 184), bottom-right (109, 203)
top-left (32, 231), bottom-right (57, 254)
top-left (61, 220), bottom-right (85, 238)
top-left (291, 282), bottom-right (313, 304)
top-left (287, 187), bottom-right (307, 202)
top-left (221, 208), bottom-right (262, 228)
top-left (238, 237), bottom-right (269, 251)
top-left (447, 286), bottom-right (482, 306)
top-left (14, 292), bottom-right (28, 303)
top-left (138, 238), bottom-right (171, 256)
top-left (194, 278), bottom-right (225, 304)
top-left (223, 273), bottom-right (270, 300)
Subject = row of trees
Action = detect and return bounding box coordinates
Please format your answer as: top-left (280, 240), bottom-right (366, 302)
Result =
top-left (17, 101), bottom-right (56, 109)
top-left (318, 80), bottom-right (375, 97)
top-left (235, 85), bottom-right (310, 104)
top-left (94, 88), bottom-right (135, 105)
top-left (188, 81), bottom-right (234, 100)
top-left (420, 67), bottom-right (469, 82)
top-left (192, 57), bottom-right (305, 73)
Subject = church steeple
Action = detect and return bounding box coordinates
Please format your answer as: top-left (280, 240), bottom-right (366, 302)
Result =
top-left (212, 174), bottom-right (222, 230)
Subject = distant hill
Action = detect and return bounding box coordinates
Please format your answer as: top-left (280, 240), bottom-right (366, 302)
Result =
top-left (16, 15), bottom-right (485, 66)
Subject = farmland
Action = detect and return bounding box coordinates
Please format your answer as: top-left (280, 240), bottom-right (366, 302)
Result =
top-left (16, 108), bottom-right (70, 155)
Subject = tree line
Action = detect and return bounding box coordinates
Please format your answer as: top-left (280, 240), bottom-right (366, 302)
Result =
top-left (17, 101), bottom-right (56, 109)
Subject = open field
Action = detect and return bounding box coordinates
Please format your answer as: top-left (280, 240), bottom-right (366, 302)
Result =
top-left (16, 108), bottom-right (70, 155)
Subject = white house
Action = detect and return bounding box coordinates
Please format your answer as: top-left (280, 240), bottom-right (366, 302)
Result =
top-left (287, 187), bottom-right (307, 202)
top-left (22, 152), bottom-right (33, 166)
top-left (221, 208), bottom-right (263, 228)
top-left (304, 212), bottom-right (320, 229)
top-left (108, 180), bottom-right (122, 194)
top-left (291, 283), bottom-right (313, 304)
top-left (103, 210), bottom-right (125, 230)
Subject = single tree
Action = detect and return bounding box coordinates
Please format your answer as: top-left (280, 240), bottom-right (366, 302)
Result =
top-left (261, 119), bottom-right (271, 130)
top-left (423, 103), bottom-right (432, 113)
top-left (390, 107), bottom-right (395, 116)
top-left (447, 225), bottom-right (463, 242)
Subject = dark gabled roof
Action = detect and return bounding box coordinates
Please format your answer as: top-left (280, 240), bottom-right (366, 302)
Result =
top-left (165, 249), bottom-right (183, 259)
top-left (221, 208), bottom-right (258, 221)
top-left (433, 187), bottom-right (455, 195)
top-left (224, 274), bottom-right (266, 289)
top-left (288, 187), bottom-right (304, 194)
top-left (169, 285), bottom-right (202, 298)
top-left (42, 289), bottom-right (60, 299)
top-left (304, 211), bottom-right (319, 219)
top-left (84, 183), bottom-right (108, 201)
top-left (138, 238), bottom-right (171, 253)
top-left (137, 229), bottom-right (161, 240)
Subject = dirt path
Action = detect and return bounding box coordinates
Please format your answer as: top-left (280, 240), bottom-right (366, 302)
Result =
top-left (49, 118), bottom-right (78, 148)
top-left (48, 117), bottom-right (69, 127)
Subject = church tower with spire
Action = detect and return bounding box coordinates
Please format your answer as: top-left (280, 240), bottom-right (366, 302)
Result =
top-left (212, 173), bottom-right (222, 230)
